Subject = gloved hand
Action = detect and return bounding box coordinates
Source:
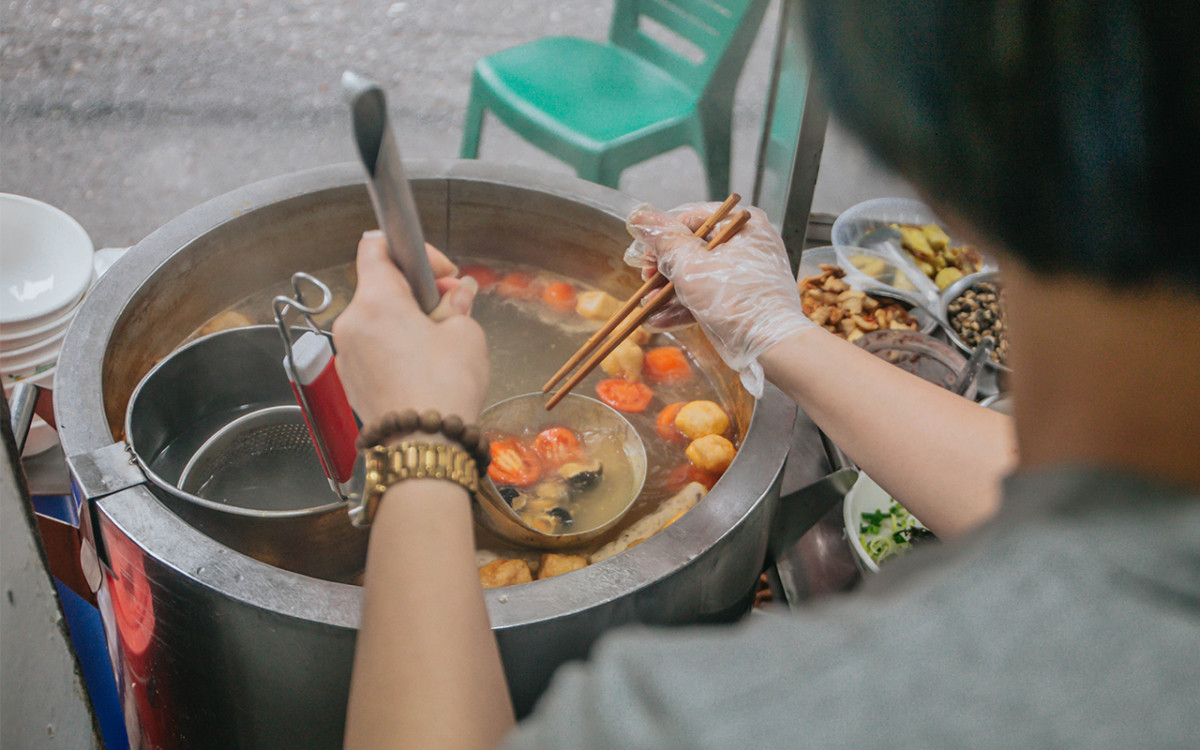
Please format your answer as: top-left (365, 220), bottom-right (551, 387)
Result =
top-left (625, 203), bottom-right (814, 396)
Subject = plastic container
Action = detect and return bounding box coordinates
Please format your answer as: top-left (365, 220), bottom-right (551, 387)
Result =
top-left (830, 197), bottom-right (941, 248)
top-left (797, 247), bottom-right (940, 336)
top-left (831, 197), bottom-right (997, 297)
top-left (938, 270), bottom-right (1011, 372)
top-left (853, 328), bottom-right (976, 398)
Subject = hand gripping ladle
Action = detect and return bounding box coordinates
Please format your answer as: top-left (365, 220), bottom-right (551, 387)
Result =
top-left (342, 70), bottom-right (440, 313)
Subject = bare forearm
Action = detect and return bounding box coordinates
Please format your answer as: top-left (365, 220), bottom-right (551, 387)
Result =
top-left (762, 328), bottom-right (1016, 537)
top-left (345, 479), bottom-right (514, 750)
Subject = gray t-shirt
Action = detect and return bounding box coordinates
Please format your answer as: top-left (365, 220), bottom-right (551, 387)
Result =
top-left (502, 467), bottom-right (1200, 749)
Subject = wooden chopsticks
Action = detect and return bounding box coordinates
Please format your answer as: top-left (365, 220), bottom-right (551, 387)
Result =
top-left (543, 194), bottom-right (751, 410)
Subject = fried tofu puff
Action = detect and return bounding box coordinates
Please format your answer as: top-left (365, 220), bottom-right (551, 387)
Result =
top-left (197, 310), bottom-right (254, 337)
top-left (537, 553), bottom-right (588, 580)
top-left (601, 338), bottom-right (644, 381)
top-left (674, 400), bottom-right (730, 440)
top-left (686, 434), bottom-right (736, 474)
top-left (576, 290), bottom-right (621, 320)
top-left (478, 558), bottom-right (533, 589)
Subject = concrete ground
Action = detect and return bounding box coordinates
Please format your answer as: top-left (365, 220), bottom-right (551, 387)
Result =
top-left (1, 0), bottom-right (915, 250)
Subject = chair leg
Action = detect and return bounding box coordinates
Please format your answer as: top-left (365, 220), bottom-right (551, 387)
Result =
top-left (698, 113), bottom-right (732, 200)
top-left (459, 77), bottom-right (486, 159)
top-left (576, 156), bottom-right (622, 191)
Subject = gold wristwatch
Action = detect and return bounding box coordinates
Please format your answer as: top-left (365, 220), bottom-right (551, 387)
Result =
top-left (348, 441), bottom-right (481, 528)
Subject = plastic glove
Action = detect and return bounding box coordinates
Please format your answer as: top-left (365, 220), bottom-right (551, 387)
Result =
top-left (625, 203), bottom-right (814, 396)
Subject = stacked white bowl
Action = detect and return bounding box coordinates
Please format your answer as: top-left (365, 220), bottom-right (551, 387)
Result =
top-left (1, 193), bottom-right (96, 455)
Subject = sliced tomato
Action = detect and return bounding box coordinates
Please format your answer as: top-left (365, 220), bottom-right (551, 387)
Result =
top-left (666, 463), bottom-right (720, 492)
top-left (643, 346), bottom-right (694, 385)
top-left (596, 378), bottom-right (655, 414)
top-left (496, 271), bottom-right (540, 300)
top-left (459, 263), bottom-right (500, 289)
top-left (655, 402), bottom-right (688, 443)
top-left (487, 438), bottom-right (542, 487)
top-left (532, 426), bottom-right (585, 467)
top-left (540, 281), bottom-right (577, 313)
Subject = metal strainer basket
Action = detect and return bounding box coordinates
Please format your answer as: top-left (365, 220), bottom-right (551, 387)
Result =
top-left (177, 405), bottom-right (332, 512)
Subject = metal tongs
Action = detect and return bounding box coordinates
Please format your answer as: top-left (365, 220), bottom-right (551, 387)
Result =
top-left (274, 273), bottom-right (360, 498)
top-left (342, 70), bottom-right (440, 313)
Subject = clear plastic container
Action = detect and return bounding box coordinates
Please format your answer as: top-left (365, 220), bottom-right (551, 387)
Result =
top-left (853, 329), bottom-right (976, 399)
top-left (797, 247), bottom-right (940, 335)
top-left (830, 197), bottom-right (939, 248)
top-left (831, 197), bottom-right (998, 298)
top-left (836, 245), bottom-right (940, 306)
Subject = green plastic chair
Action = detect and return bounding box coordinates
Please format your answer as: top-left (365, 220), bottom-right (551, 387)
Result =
top-left (459, 0), bottom-right (769, 199)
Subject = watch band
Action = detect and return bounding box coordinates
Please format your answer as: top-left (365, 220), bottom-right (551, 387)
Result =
top-left (348, 441), bottom-right (481, 528)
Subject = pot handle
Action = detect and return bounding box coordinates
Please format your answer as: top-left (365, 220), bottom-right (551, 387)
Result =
top-left (767, 467), bottom-right (858, 560)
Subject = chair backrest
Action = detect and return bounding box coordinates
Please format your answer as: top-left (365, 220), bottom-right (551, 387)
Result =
top-left (609, 0), bottom-right (769, 99)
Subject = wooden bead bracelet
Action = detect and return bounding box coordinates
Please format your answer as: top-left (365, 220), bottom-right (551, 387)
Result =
top-left (356, 408), bottom-right (491, 470)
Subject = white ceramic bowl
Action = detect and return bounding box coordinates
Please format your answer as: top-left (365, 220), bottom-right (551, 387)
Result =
top-left (1, 347), bottom-right (58, 384)
top-left (0, 322), bottom-right (69, 362)
top-left (0, 194), bottom-right (94, 331)
top-left (3, 362), bottom-right (56, 391)
top-left (842, 472), bottom-right (930, 575)
top-left (0, 299), bottom-right (79, 350)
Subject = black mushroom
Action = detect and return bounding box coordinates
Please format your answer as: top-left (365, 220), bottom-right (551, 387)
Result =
top-left (498, 486), bottom-right (522, 507)
top-left (558, 460), bottom-right (603, 492)
top-left (947, 282), bottom-right (1009, 364)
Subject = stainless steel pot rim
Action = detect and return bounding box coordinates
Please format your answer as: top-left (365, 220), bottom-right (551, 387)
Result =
top-left (124, 325), bottom-right (350, 519)
top-left (55, 159), bottom-right (795, 629)
top-left (96, 380), bottom-right (794, 630)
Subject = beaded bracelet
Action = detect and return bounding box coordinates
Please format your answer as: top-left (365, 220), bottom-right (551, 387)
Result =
top-left (356, 408), bottom-right (491, 470)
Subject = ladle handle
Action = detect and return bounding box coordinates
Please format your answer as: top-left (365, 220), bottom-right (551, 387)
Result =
top-left (951, 336), bottom-right (994, 396)
top-left (342, 70), bottom-right (440, 314)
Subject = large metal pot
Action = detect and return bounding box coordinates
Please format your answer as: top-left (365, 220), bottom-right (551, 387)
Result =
top-left (57, 161), bottom-right (807, 747)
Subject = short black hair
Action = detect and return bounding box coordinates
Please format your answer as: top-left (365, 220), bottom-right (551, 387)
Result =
top-left (803, 0), bottom-right (1200, 288)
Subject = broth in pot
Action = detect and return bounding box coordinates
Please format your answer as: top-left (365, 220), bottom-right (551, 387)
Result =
top-left (190, 258), bottom-right (742, 584)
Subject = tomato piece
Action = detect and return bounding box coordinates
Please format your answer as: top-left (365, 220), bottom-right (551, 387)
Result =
top-left (496, 271), bottom-right (540, 300)
top-left (541, 281), bottom-right (577, 312)
top-left (655, 402), bottom-right (688, 443)
top-left (459, 263), bottom-right (500, 289)
top-left (666, 463), bottom-right (720, 492)
top-left (643, 346), bottom-right (694, 385)
top-left (532, 427), bottom-right (585, 467)
top-left (596, 378), bottom-right (655, 414)
top-left (487, 438), bottom-right (542, 487)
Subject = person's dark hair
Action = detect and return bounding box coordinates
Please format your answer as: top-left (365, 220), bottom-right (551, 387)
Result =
top-left (803, 1), bottom-right (1200, 287)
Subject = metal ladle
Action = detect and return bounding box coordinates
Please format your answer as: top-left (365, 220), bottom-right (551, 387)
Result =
top-left (342, 70), bottom-right (440, 313)
top-left (474, 393), bottom-right (648, 550)
top-left (950, 336), bottom-right (995, 396)
top-left (342, 73), bottom-right (648, 548)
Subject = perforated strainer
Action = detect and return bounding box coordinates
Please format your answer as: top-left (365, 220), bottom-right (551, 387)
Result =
top-left (178, 405), bottom-right (333, 512)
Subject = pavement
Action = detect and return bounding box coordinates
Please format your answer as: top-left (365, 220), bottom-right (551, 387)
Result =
top-left (1, 0), bottom-right (915, 250)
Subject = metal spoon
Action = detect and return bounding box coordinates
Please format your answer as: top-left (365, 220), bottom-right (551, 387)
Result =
top-left (342, 70), bottom-right (440, 314)
top-left (473, 393), bottom-right (647, 549)
top-left (857, 224), bottom-right (903, 249)
top-left (950, 336), bottom-right (994, 396)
